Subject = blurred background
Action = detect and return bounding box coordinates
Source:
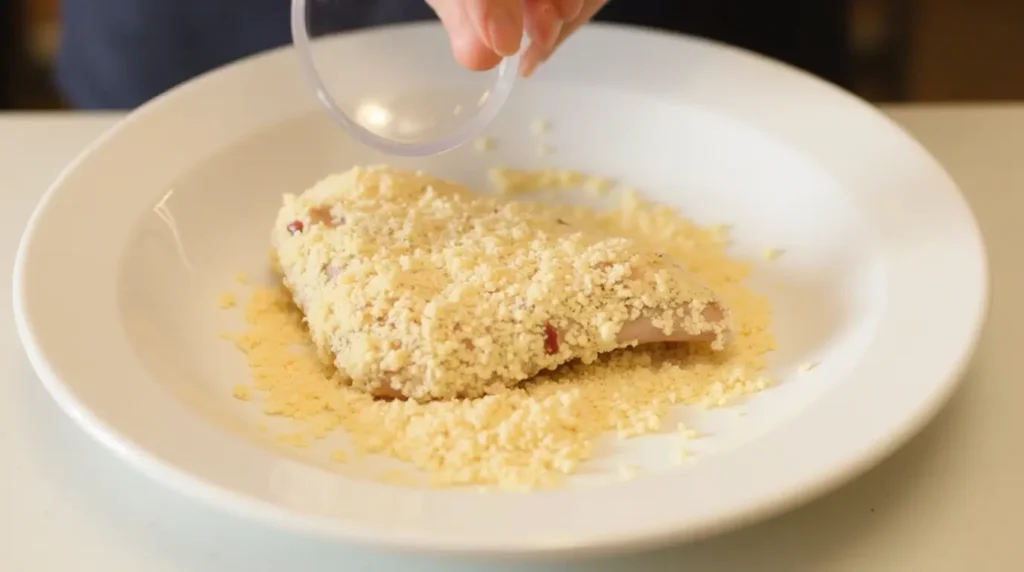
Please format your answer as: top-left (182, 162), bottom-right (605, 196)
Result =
top-left (1, 0), bottom-right (1023, 110)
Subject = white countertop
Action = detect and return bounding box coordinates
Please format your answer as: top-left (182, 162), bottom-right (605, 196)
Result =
top-left (1, 106), bottom-right (1021, 571)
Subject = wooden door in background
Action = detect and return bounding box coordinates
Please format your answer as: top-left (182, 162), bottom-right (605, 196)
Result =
top-left (909, 0), bottom-right (1024, 100)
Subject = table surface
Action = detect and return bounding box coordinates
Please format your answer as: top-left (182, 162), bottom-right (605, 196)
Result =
top-left (1, 106), bottom-right (1021, 571)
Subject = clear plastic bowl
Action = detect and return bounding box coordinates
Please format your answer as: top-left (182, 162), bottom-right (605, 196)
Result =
top-left (290, 0), bottom-right (520, 156)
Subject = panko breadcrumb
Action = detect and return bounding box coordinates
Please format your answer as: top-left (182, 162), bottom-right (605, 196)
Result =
top-left (473, 137), bottom-right (494, 152)
top-left (231, 384), bottom-right (251, 400)
top-left (217, 292), bottom-right (236, 309)
top-left (531, 119), bottom-right (551, 135)
top-left (271, 167), bottom-right (730, 401)
top-left (673, 449), bottom-right (692, 465)
top-left (489, 167), bottom-right (615, 197)
top-left (225, 169), bottom-right (775, 491)
top-left (798, 362), bottom-right (818, 373)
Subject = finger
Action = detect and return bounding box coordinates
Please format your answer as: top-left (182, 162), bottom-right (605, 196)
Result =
top-left (464, 0), bottom-right (525, 57)
top-left (426, 0), bottom-right (503, 70)
top-left (519, 40), bottom-right (547, 78)
top-left (521, 0), bottom-right (606, 77)
top-left (552, 0), bottom-right (584, 20)
top-left (548, 0), bottom-right (607, 53)
top-left (523, 0), bottom-right (563, 51)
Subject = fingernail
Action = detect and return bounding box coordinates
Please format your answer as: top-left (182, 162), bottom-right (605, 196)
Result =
top-left (522, 58), bottom-right (537, 78)
top-left (520, 44), bottom-right (547, 78)
top-left (488, 4), bottom-right (522, 57)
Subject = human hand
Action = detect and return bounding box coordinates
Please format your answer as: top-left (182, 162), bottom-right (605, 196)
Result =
top-left (425, 0), bottom-right (608, 77)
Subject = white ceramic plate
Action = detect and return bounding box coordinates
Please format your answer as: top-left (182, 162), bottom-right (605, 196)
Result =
top-left (13, 23), bottom-right (988, 557)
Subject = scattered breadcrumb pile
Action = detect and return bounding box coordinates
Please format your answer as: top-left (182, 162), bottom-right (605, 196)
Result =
top-left (489, 167), bottom-right (615, 196)
top-left (224, 167), bottom-right (775, 491)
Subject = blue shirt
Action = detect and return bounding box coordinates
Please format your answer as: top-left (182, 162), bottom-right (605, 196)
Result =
top-left (56, 0), bottom-right (849, 110)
